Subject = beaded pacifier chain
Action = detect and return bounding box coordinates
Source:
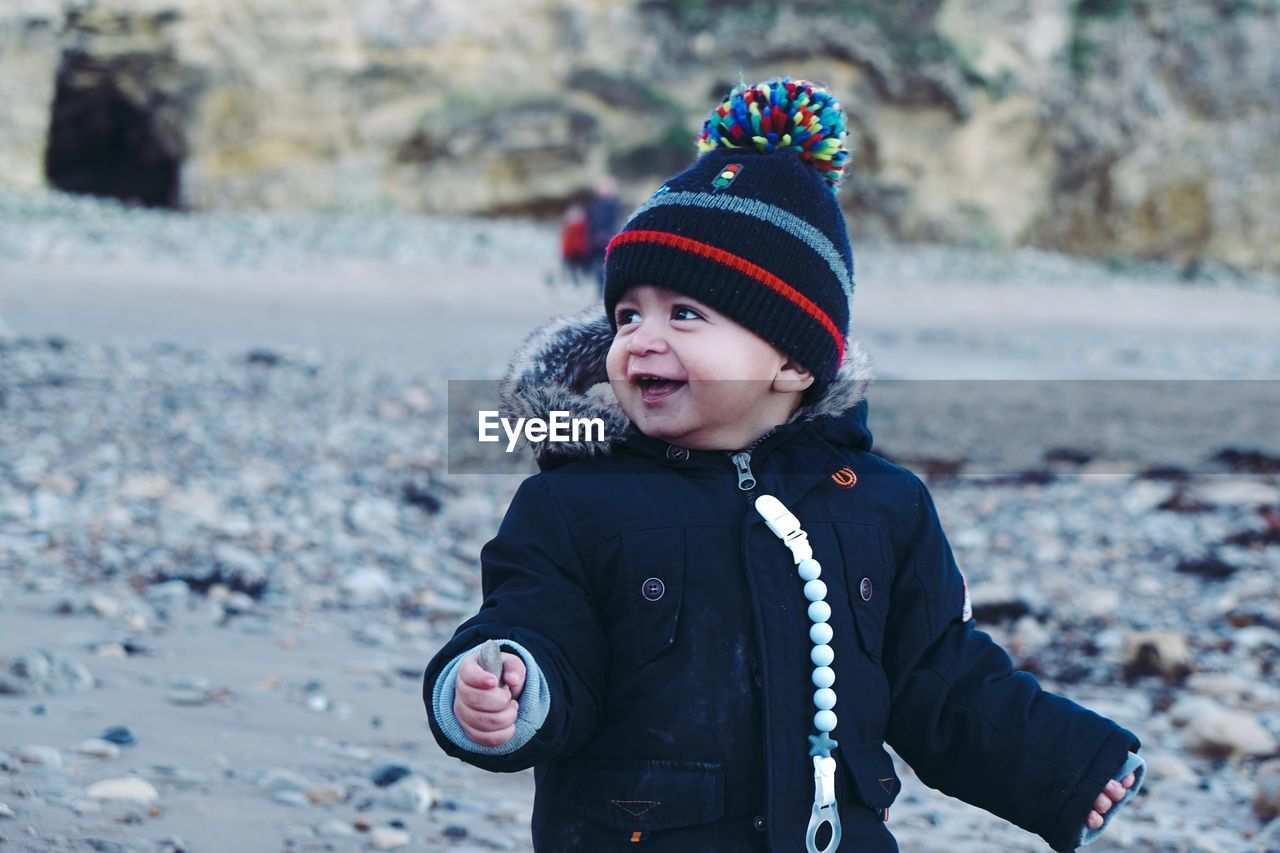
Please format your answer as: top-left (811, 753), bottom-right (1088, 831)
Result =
top-left (755, 495), bottom-right (842, 853)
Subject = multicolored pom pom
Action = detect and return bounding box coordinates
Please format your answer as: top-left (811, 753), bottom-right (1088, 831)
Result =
top-left (696, 77), bottom-right (851, 192)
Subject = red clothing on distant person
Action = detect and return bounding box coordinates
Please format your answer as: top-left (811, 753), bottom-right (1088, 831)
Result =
top-left (561, 218), bottom-right (589, 264)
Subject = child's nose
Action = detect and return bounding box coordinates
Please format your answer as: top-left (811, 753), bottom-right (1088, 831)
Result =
top-left (627, 320), bottom-right (669, 355)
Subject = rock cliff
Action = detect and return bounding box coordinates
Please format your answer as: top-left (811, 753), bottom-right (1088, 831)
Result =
top-left (1, 0), bottom-right (1275, 271)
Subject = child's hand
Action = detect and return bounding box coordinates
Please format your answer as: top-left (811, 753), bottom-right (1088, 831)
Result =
top-left (453, 651), bottom-right (527, 747)
top-left (1086, 772), bottom-right (1137, 830)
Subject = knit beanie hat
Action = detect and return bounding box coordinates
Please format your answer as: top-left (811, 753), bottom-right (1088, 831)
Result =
top-left (603, 78), bottom-right (855, 391)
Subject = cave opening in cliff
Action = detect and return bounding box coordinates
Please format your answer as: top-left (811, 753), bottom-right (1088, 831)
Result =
top-left (43, 51), bottom-right (186, 209)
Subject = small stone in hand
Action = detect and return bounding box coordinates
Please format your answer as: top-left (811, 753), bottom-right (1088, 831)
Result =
top-left (478, 640), bottom-right (505, 679)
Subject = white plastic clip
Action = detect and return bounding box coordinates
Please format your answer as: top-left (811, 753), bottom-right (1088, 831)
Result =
top-left (754, 495), bottom-right (814, 563)
top-left (806, 755), bottom-right (842, 852)
top-left (755, 495), bottom-right (799, 538)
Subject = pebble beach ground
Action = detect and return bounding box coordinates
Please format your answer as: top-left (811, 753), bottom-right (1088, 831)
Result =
top-left (2, 191), bottom-right (1280, 852)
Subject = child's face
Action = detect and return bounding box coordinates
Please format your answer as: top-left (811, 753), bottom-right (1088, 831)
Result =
top-left (606, 284), bottom-right (814, 451)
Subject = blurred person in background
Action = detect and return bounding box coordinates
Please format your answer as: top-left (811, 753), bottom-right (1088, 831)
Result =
top-left (585, 177), bottom-right (622, 295)
top-left (559, 203), bottom-right (592, 287)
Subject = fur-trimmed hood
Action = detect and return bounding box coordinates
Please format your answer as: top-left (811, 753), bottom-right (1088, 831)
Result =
top-left (498, 306), bottom-right (876, 465)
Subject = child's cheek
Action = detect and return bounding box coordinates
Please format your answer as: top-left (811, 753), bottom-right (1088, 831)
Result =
top-left (604, 336), bottom-right (625, 379)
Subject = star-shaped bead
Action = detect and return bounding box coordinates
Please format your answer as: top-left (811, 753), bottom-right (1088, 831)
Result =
top-left (808, 731), bottom-right (839, 758)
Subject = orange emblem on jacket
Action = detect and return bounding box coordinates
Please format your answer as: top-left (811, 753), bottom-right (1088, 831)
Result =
top-left (831, 467), bottom-right (857, 488)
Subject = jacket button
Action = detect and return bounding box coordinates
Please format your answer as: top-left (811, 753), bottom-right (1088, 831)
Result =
top-left (665, 444), bottom-right (690, 462)
top-left (641, 577), bottom-right (665, 601)
top-left (860, 577), bottom-right (873, 601)
top-left (752, 815), bottom-right (766, 831)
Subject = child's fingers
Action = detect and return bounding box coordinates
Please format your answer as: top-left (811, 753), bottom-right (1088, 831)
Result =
top-left (501, 653), bottom-right (527, 699)
top-left (462, 700), bottom-right (519, 733)
top-left (458, 700), bottom-right (520, 745)
top-left (1121, 772), bottom-right (1136, 788)
top-left (1104, 779), bottom-right (1125, 799)
top-left (1086, 809), bottom-right (1103, 830)
top-left (1093, 791), bottom-right (1113, 815)
top-left (462, 724), bottom-right (515, 748)
top-left (455, 677), bottom-right (511, 712)
top-left (457, 655), bottom-right (500, 691)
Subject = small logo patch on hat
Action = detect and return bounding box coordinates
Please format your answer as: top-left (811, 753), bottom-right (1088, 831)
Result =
top-left (711, 163), bottom-right (743, 191)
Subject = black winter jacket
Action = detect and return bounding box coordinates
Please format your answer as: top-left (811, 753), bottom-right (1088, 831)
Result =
top-left (423, 308), bottom-right (1142, 852)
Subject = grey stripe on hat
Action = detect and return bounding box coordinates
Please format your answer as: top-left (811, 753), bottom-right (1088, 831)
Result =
top-left (624, 190), bottom-right (854, 301)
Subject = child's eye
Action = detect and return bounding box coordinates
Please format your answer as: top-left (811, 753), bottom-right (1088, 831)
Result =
top-left (672, 305), bottom-right (703, 321)
top-left (615, 308), bottom-right (641, 326)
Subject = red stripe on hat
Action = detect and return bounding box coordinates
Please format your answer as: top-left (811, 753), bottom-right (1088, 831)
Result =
top-left (606, 229), bottom-right (845, 360)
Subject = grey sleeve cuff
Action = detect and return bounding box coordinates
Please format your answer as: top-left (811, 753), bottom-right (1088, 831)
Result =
top-left (1077, 751), bottom-right (1146, 847)
top-left (429, 640), bottom-right (551, 756)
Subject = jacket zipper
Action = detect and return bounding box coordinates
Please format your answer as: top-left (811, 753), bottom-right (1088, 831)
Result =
top-left (730, 431), bottom-right (774, 838)
top-left (726, 426), bottom-right (777, 505)
top-left (729, 451), bottom-right (757, 501)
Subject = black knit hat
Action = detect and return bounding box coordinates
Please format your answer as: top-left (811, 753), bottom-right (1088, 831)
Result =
top-left (604, 78), bottom-right (855, 390)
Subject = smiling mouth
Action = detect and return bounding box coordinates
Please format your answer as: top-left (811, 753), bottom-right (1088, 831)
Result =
top-left (634, 375), bottom-right (687, 403)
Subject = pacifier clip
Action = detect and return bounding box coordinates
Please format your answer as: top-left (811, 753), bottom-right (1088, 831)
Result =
top-left (755, 495), bottom-right (842, 853)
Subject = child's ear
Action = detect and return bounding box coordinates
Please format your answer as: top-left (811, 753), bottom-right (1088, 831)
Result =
top-left (773, 358), bottom-right (815, 394)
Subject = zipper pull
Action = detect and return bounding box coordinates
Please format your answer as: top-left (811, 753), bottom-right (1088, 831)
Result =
top-left (730, 452), bottom-right (757, 492)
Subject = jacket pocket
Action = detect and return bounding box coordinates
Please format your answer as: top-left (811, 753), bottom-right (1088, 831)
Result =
top-left (839, 746), bottom-right (902, 813)
top-left (618, 528), bottom-right (685, 668)
top-left (558, 758), bottom-right (725, 831)
top-left (833, 522), bottom-right (893, 663)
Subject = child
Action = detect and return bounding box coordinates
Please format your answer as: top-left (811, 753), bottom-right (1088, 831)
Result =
top-left (560, 203), bottom-right (592, 286)
top-left (423, 78), bottom-right (1145, 852)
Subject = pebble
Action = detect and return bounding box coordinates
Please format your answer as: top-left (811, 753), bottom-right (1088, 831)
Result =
top-left (88, 594), bottom-right (122, 619)
top-left (1232, 625), bottom-right (1280, 653)
top-left (1144, 751), bottom-right (1197, 783)
top-left (381, 774), bottom-right (435, 814)
top-left (99, 726), bottom-right (136, 746)
top-left (306, 784), bottom-right (347, 805)
top-left (1196, 479), bottom-right (1278, 506)
top-left (84, 777), bottom-right (159, 803)
top-left (0, 649), bottom-right (94, 695)
top-left (1255, 759), bottom-right (1280, 821)
top-left (19, 745), bottom-right (63, 768)
top-left (146, 579), bottom-right (192, 604)
top-left (77, 739), bottom-right (121, 760)
top-left (1007, 615), bottom-right (1051, 658)
top-left (1181, 702), bottom-right (1277, 758)
top-left (0, 802), bottom-right (14, 818)
top-left (353, 624), bottom-right (398, 648)
top-left (1169, 695), bottom-right (1221, 727)
top-left (314, 818), bottom-right (358, 838)
top-left (368, 827), bottom-right (413, 849)
top-left (272, 789), bottom-right (310, 808)
top-left (1186, 671), bottom-right (1262, 705)
top-left (257, 768), bottom-right (313, 794)
top-left (340, 567), bottom-right (394, 604)
top-left (1124, 630), bottom-right (1192, 680)
top-left (370, 764), bottom-right (412, 788)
